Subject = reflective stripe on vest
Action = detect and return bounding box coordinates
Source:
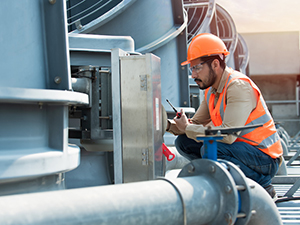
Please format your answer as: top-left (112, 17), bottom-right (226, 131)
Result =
top-left (204, 70), bottom-right (283, 158)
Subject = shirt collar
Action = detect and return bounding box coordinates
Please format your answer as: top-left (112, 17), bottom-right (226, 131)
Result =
top-left (211, 66), bottom-right (231, 94)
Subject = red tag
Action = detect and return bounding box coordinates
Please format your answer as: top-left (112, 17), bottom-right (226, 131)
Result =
top-left (162, 143), bottom-right (175, 161)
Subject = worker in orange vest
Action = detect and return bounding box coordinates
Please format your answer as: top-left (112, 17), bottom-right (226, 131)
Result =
top-left (167, 33), bottom-right (283, 201)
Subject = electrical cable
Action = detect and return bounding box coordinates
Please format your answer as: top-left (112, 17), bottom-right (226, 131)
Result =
top-left (275, 196), bottom-right (300, 203)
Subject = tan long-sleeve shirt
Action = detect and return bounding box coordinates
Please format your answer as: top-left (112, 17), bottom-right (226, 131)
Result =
top-left (167, 67), bottom-right (257, 144)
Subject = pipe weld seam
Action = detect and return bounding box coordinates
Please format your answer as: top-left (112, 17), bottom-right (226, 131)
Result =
top-left (157, 177), bottom-right (187, 225)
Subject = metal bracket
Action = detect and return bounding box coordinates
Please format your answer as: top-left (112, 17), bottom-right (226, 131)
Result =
top-left (142, 148), bottom-right (149, 165)
top-left (218, 160), bottom-right (253, 225)
top-left (140, 75), bottom-right (147, 91)
top-left (178, 159), bottom-right (239, 224)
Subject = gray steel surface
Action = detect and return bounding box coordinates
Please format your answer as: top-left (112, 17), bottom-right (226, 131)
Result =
top-left (118, 53), bottom-right (164, 182)
top-left (0, 0), bottom-right (88, 192)
top-left (1, 0), bottom-right (71, 90)
top-left (0, 159), bottom-right (282, 225)
top-left (73, 0), bottom-right (189, 109)
top-left (111, 48), bottom-right (127, 184)
top-left (247, 179), bottom-right (282, 225)
top-left (0, 176), bottom-right (220, 225)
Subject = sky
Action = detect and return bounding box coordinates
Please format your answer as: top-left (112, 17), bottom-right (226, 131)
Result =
top-left (215, 0), bottom-right (300, 33)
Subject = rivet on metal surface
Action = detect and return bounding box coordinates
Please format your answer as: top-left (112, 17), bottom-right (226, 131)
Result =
top-left (250, 184), bottom-right (255, 189)
top-left (142, 148), bottom-right (149, 165)
top-left (209, 165), bottom-right (216, 173)
top-left (140, 75), bottom-right (147, 91)
top-left (225, 185), bottom-right (232, 193)
top-left (220, 162), bottom-right (229, 170)
top-left (237, 212), bottom-right (246, 218)
top-left (75, 21), bottom-right (83, 30)
top-left (54, 76), bottom-right (61, 84)
top-left (49, 0), bottom-right (56, 4)
top-left (236, 185), bottom-right (246, 191)
top-left (187, 164), bottom-right (195, 173)
top-left (224, 213), bottom-right (232, 224)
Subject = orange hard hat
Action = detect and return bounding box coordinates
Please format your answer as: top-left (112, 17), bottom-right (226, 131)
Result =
top-left (181, 33), bottom-right (230, 66)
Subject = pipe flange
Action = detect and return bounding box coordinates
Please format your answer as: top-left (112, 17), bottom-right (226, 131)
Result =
top-left (218, 160), bottom-right (252, 225)
top-left (178, 159), bottom-right (239, 225)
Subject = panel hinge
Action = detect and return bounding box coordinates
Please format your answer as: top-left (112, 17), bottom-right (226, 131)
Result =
top-left (140, 75), bottom-right (147, 91)
top-left (142, 148), bottom-right (149, 165)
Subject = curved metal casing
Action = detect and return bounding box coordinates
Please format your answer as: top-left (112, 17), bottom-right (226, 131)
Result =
top-left (71, 0), bottom-right (190, 109)
top-left (0, 0), bottom-right (88, 194)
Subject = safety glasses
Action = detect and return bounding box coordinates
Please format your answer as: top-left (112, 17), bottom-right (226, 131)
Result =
top-left (188, 59), bottom-right (213, 74)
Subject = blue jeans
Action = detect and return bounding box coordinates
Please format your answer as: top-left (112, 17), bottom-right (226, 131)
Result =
top-left (175, 134), bottom-right (279, 187)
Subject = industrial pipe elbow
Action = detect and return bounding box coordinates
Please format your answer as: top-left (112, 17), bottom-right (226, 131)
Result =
top-left (247, 178), bottom-right (282, 225)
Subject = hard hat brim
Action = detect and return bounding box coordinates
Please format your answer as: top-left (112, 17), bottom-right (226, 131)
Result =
top-left (181, 52), bottom-right (230, 66)
top-left (181, 60), bottom-right (190, 66)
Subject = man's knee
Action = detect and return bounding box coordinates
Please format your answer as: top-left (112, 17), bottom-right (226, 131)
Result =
top-left (175, 135), bottom-right (186, 152)
top-left (175, 133), bottom-right (189, 144)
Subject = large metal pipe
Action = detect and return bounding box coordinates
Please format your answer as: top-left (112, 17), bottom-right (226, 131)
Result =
top-left (0, 159), bottom-right (282, 225)
top-left (71, 77), bottom-right (91, 94)
top-left (247, 179), bottom-right (282, 225)
top-left (165, 146), bottom-right (190, 171)
top-left (0, 160), bottom-right (242, 225)
top-left (0, 177), bottom-right (221, 225)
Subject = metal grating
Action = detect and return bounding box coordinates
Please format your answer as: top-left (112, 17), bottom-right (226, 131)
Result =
top-left (275, 184), bottom-right (300, 197)
top-left (214, 4), bottom-right (238, 60)
top-left (278, 206), bottom-right (300, 224)
top-left (183, 0), bottom-right (215, 43)
top-left (275, 173), bottom-right (300, 224)
top-left (183, 1), bottom-right (238, 63)
top-left (235, 34), bottom-right (250, 75)
top-left (66, 0), bottom-right (122, 32)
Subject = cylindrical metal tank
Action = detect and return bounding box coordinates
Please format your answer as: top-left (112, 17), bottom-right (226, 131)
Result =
top-left (69, 0), bottom-right (189, 109)
top-left (0, 0), bottom-right (88, 195)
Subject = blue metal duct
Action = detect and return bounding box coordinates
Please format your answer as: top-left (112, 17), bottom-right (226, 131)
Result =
top-left (69, 0), bottom-right (190, 109)
top-left (0, 0), bottom-right (89, 194)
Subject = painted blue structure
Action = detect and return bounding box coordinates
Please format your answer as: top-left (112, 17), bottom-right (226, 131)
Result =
top-left (0, 0), bottom-right (291, 224)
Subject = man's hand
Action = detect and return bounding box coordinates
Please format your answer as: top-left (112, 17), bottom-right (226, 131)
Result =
top-left (174, 109), bottom-right (190, 132)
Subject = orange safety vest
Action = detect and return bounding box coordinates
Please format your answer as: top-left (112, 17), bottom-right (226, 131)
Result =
top-left (204, 70), bottom-right (283, 159)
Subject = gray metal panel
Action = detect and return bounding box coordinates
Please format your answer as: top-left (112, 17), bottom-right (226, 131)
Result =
top-left (0, 87), bottom-right (88, 105)
top-left (72, 0), bottom-right (189, 108)
top-left (120, 53), bottom-right (163, 183)
top-left (146, 53), bottom-right (164, 179)
top-left (0, 104), bottom-right (80, 181)
top-left (70, 51), bottom-right (112, 67)
top-left (69, 33), bottom-right (136, 67)
top-left (0, 0), bottom-right (86, 189)
top-left (65, 151), bottom-right (112, 189)
top-left (0, 0), bottom-right (71, 90)
top-left (152, 36), bottom-right (189, 108)
top-left (75, 0), bottom-right (173, 48)
top-left (69, 33), bottom-right (135, 53)
top-left (111, 48), bottom-right (127, 184)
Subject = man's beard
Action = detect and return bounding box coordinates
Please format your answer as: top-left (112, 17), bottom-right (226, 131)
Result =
top-left (194, 68), bottom-right (217, 90)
